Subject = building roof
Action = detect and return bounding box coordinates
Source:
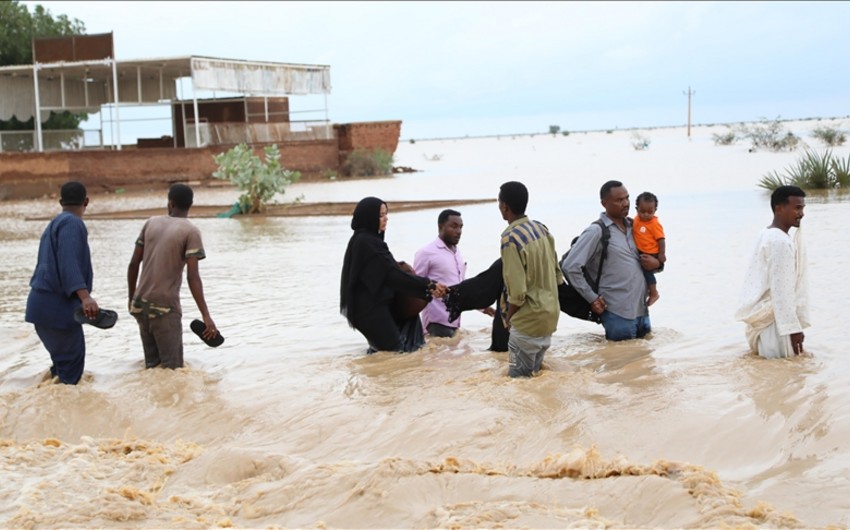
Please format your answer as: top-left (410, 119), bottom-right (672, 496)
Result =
top-left (0, 55), bottom-right (331, 121)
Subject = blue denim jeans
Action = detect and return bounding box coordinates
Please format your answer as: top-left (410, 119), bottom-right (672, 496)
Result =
top-left (601, 310), bottom-right (651, 341)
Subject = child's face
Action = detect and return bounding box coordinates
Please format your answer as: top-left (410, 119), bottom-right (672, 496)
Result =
top-left (636, 199), bottom-right (656, 222)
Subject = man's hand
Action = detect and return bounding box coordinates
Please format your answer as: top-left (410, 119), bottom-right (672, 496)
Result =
top-left (75, 289), bottom-right (99, 319)
top-left (480, 306), bottom-right (496, 317)
top-left (590, 296), bottom-right (606, 315)
top-left (640, 253), bottom-right (661, 271)
top-left (790, 332), bottom-right (805, 355)
top-left (80, 296), bottom-right (99, 319)
top-left (202, 315), bottom-right (218, 341)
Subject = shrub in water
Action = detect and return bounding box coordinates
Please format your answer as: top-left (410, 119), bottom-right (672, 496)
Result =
top-left (811, 125), bottom-right (847, 147)
top-left (739, 116), bottom-right (800, 152)
top-left (712, 129), bottom-right (737, 146)
top-left (631, 132), bottom-right (650, 151)
top-left (212, 143), bottom-right (301, 214)
top-left (341, 148), bottom-right (394, 177)
top-left (831, 155), bottom-right (850, 188)
top-left (758, 149), bottom-right (850, 190)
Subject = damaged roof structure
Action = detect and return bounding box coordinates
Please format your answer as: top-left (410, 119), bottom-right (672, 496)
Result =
top-left (0, 33), bottom-right (331, 151)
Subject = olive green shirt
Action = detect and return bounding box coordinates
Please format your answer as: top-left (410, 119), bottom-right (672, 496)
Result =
top-left (500, 216), bottom-right (564, 337)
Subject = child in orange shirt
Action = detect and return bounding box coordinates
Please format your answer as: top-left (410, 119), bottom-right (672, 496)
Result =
top-left (633, 192), bottom-right (666, 306)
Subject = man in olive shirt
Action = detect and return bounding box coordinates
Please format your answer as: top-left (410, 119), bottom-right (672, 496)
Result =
top-left (498, 181), bottom-right (564, 378)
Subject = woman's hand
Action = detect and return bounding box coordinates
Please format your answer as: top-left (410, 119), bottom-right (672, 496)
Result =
top-left (430, 282), bottom-right (448, 299)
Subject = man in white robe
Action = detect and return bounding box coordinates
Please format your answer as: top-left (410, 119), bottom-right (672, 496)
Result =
top-left (735, 185), bottom-right (810, 358)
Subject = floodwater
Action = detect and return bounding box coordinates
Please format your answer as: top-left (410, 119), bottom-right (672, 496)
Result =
top-left (2, 124), bottom-right (850, 528)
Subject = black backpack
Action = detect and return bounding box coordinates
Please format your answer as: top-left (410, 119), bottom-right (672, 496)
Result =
top-left (558, 219), bottom-right (610, 323)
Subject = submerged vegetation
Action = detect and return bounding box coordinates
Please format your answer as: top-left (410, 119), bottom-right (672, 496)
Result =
top-left (712, 128), bottom-right (737, 146)
top-left (630, 132), bottom-right (650, 151)
top-left (341, 148), bottom-right (394, 177)
top-left (811, 125), bottom-right (847, 147)
top-left (738, 116), bottom-right (799, 152)
top-left (212, 143), bottom-right (301, 214)
top-left (759, 150), bottom-right (850, 191)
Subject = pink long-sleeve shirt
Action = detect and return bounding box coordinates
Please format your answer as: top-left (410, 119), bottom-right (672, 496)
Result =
top-left (413, 237), bottom-right (467, 330)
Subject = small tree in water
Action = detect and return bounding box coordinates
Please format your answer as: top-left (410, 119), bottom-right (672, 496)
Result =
top-left (212, 143), bottom-right (300, 214)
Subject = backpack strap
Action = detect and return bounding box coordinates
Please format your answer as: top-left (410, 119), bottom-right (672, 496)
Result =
top-left (591, 219), bottom-right (610, 289)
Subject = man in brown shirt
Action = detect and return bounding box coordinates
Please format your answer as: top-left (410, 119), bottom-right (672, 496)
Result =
top-left (127, 183), bottom-right (217, 369)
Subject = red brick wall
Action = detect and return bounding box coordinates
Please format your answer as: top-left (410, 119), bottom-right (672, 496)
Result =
top-left (0, 120), bottom-right (403, 200)
top-left (334, 121), bottom-right (402, 164)
top-left (0, 140), bottom-right (338, 200)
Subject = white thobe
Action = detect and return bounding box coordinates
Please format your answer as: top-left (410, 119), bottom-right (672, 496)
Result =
top-left (734, 227), bottom-right (810, 358)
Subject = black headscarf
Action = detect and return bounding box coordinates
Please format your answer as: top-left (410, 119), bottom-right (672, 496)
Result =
top-left (349, 196), bottom-right (386, 237)
top-left (340, 197), bottom-right (395, 326)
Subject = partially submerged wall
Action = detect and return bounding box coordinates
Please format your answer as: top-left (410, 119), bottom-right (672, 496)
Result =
top-left (0, 140), bottom-right (338, 200)
top-left (0, 120), bottom-right (401, 200)
top-left (334, 121), bottom-right (402, 165)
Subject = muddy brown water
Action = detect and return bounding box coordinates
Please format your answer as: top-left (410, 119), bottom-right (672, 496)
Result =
top-left (2, 128), bottom-right (849, 528)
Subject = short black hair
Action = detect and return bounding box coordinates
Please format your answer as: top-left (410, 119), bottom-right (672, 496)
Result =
top-left (438, 209), bottom-right (461, 226)
top-left (635, 191), bottom-right (658, 209)
top-left (499, 181), bottom-right (528, 215)
top-left (168, 183), bottom-right (194, 210)
top-left (600, 180), bottom-right (623, 200)
top-left (771, 185), bottom-right (806, 211)
top-left (59, 181), bottom-right (87, 206)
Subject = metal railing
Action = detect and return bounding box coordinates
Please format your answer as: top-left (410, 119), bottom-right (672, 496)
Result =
top-left (0, 129), bottom-right (103, 152)
top-left (185, 120), bottom-right (334, 148)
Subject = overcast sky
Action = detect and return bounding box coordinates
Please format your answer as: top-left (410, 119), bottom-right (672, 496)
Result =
top-left (21, 0), bottom-right (850, 139)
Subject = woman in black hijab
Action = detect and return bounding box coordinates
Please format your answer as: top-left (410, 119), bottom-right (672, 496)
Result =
top-left (340, 197), bottom-right (446, 353)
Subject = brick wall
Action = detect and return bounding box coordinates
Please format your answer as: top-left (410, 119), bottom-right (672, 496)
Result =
top-left (0, 120), bottom-right (403, 200)
top-left (0, 140), bottom-right (338, 200)
top-left (334, 120), bottom-right (402, 164)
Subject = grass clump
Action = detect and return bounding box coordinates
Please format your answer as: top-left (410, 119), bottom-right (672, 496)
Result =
top-left (758, 150), bottom-right (850, 190)
top-left (341, 148), bottom-right (394, 177)
top-left (712, 128), bottom-right (737, 146)
top-left (811, 125), bottom-right (847, 147)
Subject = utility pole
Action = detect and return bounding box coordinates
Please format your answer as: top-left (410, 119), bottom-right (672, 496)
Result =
top-left (683, 86), bottom-right (695, 138)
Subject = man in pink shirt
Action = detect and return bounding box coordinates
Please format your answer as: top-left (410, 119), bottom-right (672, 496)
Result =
top-left (414, 209), bottom-right (467, 337)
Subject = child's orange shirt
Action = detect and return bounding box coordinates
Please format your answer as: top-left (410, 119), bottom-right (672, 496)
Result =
top-left (633, 216), bottom-right (665, 254)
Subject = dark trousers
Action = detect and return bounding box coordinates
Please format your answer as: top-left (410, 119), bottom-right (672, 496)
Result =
top-left (35, 324), bottom-right (85, 384)
top-left (427, 322), bottom-right (457, 338)
top-left (446, 259), bottom-right (509, 352)
top-left (354, 304), bottom-right (425, 353)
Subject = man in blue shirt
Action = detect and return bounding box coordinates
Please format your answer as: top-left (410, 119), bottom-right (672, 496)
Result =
top-left (25, 181), bottom-right (100, 384)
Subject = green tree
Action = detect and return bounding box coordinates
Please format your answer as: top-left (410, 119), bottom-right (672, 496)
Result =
top-left (0, 0), bottom-right (87, 131)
